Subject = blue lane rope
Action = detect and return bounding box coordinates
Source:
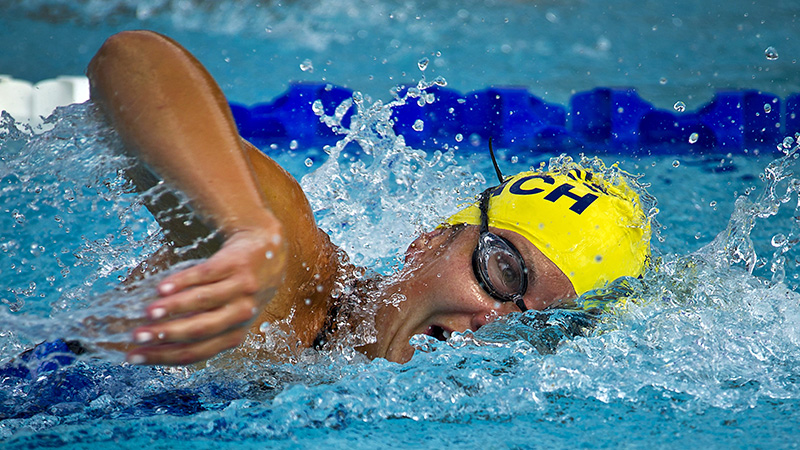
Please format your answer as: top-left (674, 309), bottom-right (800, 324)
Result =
top-left (230, 83), bottom-right (800, 155)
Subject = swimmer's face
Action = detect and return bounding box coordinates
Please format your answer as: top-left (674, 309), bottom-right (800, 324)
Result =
top-left (360, 224), bottom-right (576, 363)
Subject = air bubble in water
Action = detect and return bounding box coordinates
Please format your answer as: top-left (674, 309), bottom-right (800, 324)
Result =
top-left (418, 57), bottom-right (430, 71)
top-left (413, 119), bottom-right (425, 131)
top-left (455, 133), bottom-right (463, 142)
top-left (300, 59), bottom-right (314, 72)
top-left (304, 158), bottom-right (313, 167)
top-left (764, 103), bottom-right (772, 114)
top-left (672, 160), bottom-right (680, 167)
top-left (511, 155), bottom-right (519, 163)
top-left (673, 101), bottom-right (686, 112)
top-left (783, 136), bottom-right (795, 148)
top-left (688, 132), bottom-right (699, 144)
top-left (765, 46), bottom-right (779, 60)
top-left (659, 77), bottom-right (668, 85)
top-left (289, 140), bottom-right (299, 150)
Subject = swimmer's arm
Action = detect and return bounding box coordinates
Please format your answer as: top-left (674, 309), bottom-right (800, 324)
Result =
top-left (88, 30), bottom-right (272, 237)
top-left (86, 30), bottom-right (316, 365)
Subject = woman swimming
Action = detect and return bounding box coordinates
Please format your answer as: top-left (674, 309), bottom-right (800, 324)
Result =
top-left (87, 30), bottom-right (651, 366)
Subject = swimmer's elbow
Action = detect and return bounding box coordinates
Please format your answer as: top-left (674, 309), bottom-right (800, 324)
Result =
top-left (87, 30), bottom-right (184, 100)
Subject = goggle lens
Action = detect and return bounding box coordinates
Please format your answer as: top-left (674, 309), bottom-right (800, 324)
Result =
top-left (474, 233), bottom-right (528, 302)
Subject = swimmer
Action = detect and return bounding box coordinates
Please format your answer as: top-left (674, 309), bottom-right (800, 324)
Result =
top-left (86, 30), bottom-right (650, 366)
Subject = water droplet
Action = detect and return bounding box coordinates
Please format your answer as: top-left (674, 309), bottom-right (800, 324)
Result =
top-left (673, 101), bottom-right (686, 112)
top-left (265, 251), bottom-right (274, 259)
top-left (772, 233), bottom-right (788, 248)
top-left (418, 57), bottom-right (430, 72)
top-left (672, 160), bottom-right (680, 167)
top-left (688, 132), bottom-right (699, 144)
top-left (12, 210), bottom-right (25, 224)
top-left (765, 46), bottom-right (779, 60)
top-left (764, 103), bottom-right (772, 113)
top-left (304, 158), bottom-right (313, 167)
top-left (469, 134), bottom-right (483, 147)
top-left (312, 99), bottom-right (325, 116)
top-left (412, 119), bottom-right (425, 131)
top-left (300, 59), bottom-right (314, 72)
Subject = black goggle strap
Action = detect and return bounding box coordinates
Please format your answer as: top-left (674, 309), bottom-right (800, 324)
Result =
top-left (478, 189), bottom-right (491, 234)
top-left (511, 293), bottom-right (528, 313)
top-left (487, 138), bottom-right (505, 184)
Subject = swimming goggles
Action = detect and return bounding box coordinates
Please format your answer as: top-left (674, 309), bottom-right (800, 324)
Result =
top-left (472, 188), bottom-right (529, 312)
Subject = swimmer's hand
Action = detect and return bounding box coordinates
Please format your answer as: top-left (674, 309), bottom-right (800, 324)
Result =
top-left (126, 226), bottom-right (285, 365)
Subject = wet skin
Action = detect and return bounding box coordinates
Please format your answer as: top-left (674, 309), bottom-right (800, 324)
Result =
top-left (361, 224), bottom-right (577, 363)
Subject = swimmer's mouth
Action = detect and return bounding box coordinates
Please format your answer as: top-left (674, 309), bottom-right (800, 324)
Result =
top-left (425, 325), bottom-right (451, 341)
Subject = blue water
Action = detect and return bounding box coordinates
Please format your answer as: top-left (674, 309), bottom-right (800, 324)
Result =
top-left (3, 1), bottom-right (800, 449)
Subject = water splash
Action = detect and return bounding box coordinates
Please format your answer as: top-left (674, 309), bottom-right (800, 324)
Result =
top-left (702, 142), bottom-right (800, 280)
top-left (301, 75), bottom-right (483, 271)
top-left (0, 104), bottom-right (213, 358)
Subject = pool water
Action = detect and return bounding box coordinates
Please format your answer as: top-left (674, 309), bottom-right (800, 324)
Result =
top-left (3, 1), bottom-right (800, 449)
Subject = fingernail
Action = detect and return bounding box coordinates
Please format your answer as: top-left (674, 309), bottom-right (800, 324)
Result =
top-left (134, 331), bottom-right (154, 344)
top-left (159, 283), bottom-right (175, 295)
top-left (150, 307), bottom-right (166, 320)
top-left (127, 354), bottom-right (146, 365)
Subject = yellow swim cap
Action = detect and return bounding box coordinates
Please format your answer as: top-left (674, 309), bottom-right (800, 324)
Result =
top-left (446, 168), bottom-right (651, 296)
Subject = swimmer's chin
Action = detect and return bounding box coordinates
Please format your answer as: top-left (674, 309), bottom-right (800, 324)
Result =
top-left (383, 344), bottom-right (415, 364)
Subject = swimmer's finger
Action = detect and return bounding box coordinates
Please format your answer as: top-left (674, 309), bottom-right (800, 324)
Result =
top-left (126, 327), bottom-right (246, 366)
top-left (146, 278), bottom-right (243, 319)
top-left (157, 258), bottom-right (232, 296)
top-left (134, 296), bottom-right (256, 346)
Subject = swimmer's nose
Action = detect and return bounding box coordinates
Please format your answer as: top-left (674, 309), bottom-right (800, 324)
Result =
top-left (471, 310), bottom-right (498, 331)
top-left (471, 301), bottom-right (519, 330)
